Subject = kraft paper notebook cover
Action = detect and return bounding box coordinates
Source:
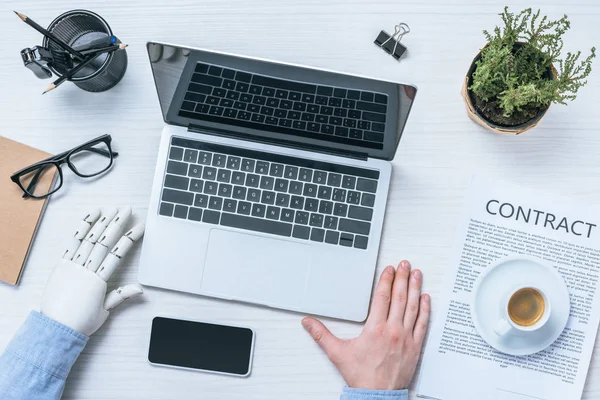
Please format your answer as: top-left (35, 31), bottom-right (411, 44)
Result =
top-left (0, 136), bottom-right (55, 285)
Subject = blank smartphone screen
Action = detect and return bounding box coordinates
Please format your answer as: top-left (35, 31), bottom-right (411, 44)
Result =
top-left (148, 317), bottom-right (254, 376)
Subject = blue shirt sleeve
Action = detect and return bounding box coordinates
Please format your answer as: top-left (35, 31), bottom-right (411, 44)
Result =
top-left (340, 387), bottom-right (409, 400)
top-left (0, 311), bottom-right (88, 400)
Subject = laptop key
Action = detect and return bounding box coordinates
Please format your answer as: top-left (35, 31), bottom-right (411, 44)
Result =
top-left (292, 225), bottom-right (310, 240)
top-left (281, 208), bottom-right (294, 222)
top-left (162, 189), bottom-right (193, 206)
top-left (289, 181), bottom-right (303, 195)
top-left (255, 161), bottom-right (269, 174)
top-left (269, 163), bottom-right (284, 177)
top-left (313, 171), bottom-right (327, 184)
top-left (318, 186), bottom-right (332, 200)
top-left (364, 131), bottom-right (384, 143)
top-left (361, 193), bottom-right (376, 207)
top-left (354, 235), bottom-right (368, 249)
top-left (261, 191), bottom-right (275, 205)
top-left (232, 186), bottom-right (247, 200)
top-left (303, 184), bottom-right (317, 197)
top-left (174, 205), bottom-right (188, 219)
top-left (324, 216), bottom-right (338, 230)
top-left (374, 94), bottom-right (387, 104)
top-left (305, 198), bottom-right (319, 212)
top-left (188, 164), bottom-right (203, 178)
top-left (319, 200), bottom-right (333, 215)
top-left (194, 194), bottom-right (208, 208)
top-left (325, 230), bottom-right (339, 245)
top-left (169, 147), bottom-right (183, 160)
top-left (188, 207), bottom-right (203, 221)
top-left (280, 100), bottom-right (293, 109)
top-left (226, 156), bottom-right (241, 170)
top-left (223, 199), bottom-right (237, 213)
top-left (357, 178), bottom-right (378, 193)
top-left (159, 202), bottom-right (174, 216)
top-left (275, 178), bottom-right (289, 192)
top-left (247, 188), bottom-right (261, 202)
top-left (298, 168), bottom-right (312, 182)
top-left (349, 129), bottom-right (363, 139)
top-left (251, 114), bottom-right (265, 123)
top-left (202, 167), bottom-right (217, 181)
top-left (342, 176), bottom-right (356, 189)
top-left (165, 174), bottom-right (189, 190)
top-left (309, 213), bottom-right (324, 227)
top-left (262, 87), bottom-right (275, 97)
top-left (209, 197), bottom-right (223, 210)
top-left (266, 206), bottom-right (281, 220)
top-left (291, 196), bottom-right (304, 209)
top-left (260, 176), bottom-right (275, 190)
top-left (237, 201), bottom-right (251, 215)
top-left (276, 193), bottom-right (290, 207)
top-left (189, 179), bottom-right (203, 193)
top-left (231, 171), bottom-right (245, 185)
top-left (249, 85), bottom-right (262, 95)
top-left (362, 111), bottom-right (386, 123)
top-left (332, 189), bottom-right (346, 202)
top-left (246, 174), bottom-right (260, 187)
top-left (348, 205), bottom-right (373, 222)
top-left (217, 169), bottom-right (231, 183)
top-left (275, 89), bottom-right (288, 99)
top-left (333, 203), bottom-right (348, 217)
top-left (295, 211), bottom-right (309, 225)
top-left (203, 182), bottom-right (218, 195)
top-left (284, 166), bottom-right (298, 180)
top-left (347, 191), bottom-right (361, 204)
top-left (212, 154), bottom-right (227, 167)
top-left (339, 218), bottom-right (370, 235)
top-left (202, 210), bottom-right (220, 224)
top-left (218, 183), bottom-right (233, 197)
top-left (167, 161), bottom-right (188, 176)
top-left (221, 213), bottom-right (292, 237)
top-left (238, 111), bottom-right (251, 120)
top-left (340, 233), bottom-right (354, 247)
top-left (241, 159), bottom-right (255, 172)
top-left (310, 228), bottom-right (325, 242)
top-left (327, 173), bottom-right (342, 187)
top-left (251, 203), bottom-right (266, 218)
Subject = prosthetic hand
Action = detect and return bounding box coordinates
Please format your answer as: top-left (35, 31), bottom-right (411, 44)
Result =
top-left (41, 207), bottom-right (145, 336)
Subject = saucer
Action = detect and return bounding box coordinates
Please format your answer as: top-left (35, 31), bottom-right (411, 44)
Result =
top-left (471, 255), bottom-right (570, 356)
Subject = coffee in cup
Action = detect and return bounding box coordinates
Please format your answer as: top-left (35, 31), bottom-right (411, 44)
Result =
top-left (494, 286), bottom-right (551, 336)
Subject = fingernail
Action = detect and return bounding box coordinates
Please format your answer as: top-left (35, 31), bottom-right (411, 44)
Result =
top-left (401, 260), bottom-right (411, 270)
top-left (301, 318), bottom-right (310, 331)
top-left (414, 270), bottom-right (422, 279)
top-left (423, 294), bottom-right (430, 303)
top-left (386, 266), bottom-right (395, 274)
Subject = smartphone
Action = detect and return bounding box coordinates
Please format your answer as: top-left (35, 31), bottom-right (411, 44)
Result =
top-left (148, 316), bottom-right (255, 377)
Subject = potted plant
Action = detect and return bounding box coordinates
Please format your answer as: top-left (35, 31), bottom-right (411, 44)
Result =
top-left (462, 7), bottom-right (596, 134)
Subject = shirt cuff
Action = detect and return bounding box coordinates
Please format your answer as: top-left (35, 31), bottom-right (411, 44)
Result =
top-left (341, 387), bottom-right (409, 400)
top-left (5, 311), bottom-right (88, 379)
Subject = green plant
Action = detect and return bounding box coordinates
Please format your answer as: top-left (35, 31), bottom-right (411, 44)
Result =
top-left (469, 7), bottom-right (596, 124)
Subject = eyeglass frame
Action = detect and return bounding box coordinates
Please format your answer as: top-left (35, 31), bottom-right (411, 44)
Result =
top-left (10, 134), bottom-right (119, 199)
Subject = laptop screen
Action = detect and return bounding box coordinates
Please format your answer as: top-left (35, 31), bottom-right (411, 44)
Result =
top-left (147, 42), bottom-right (416, 161)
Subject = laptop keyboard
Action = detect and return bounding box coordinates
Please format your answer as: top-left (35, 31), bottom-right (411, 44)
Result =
top-left (178, 63), bottom-right (388, 150)
top-left (158, 137), bottom-right (380, 250)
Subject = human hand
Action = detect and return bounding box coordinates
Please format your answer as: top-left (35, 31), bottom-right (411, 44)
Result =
top-left (301, 260), bottom-right (430, 390)
top-left (40, 207), bottom-right (145, 336)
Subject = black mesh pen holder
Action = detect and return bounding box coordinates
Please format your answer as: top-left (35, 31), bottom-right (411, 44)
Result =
top-left (43, 10), bottom-right (127, 92)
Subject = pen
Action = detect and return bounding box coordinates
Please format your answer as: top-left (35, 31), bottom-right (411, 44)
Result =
top-left (42, 44), bottom-right (127, 94)
top-left (14, 11), bottom-right (85, 62)
top-left (73, 35), bottom-right (117, 52)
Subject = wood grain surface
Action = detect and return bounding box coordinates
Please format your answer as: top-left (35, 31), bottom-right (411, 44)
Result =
top-left (0, 0), bottom-right (599, 398)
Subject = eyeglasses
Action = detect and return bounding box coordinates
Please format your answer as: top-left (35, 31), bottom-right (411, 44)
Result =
top-left (10, 134), bottom-right (118, 199)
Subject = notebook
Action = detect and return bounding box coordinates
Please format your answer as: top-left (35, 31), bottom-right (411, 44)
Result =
top-left (0, 136), bottom-right (55, 285)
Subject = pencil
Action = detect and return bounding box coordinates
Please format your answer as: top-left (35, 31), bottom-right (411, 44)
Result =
top-left (14, 11), bottom-right (85, 62)
top-left (42, 44), bottom-right (128, 94)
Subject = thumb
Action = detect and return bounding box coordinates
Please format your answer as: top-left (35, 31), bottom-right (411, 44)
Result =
top-left (103, 284), bottom-right (144, 310)
top-left (302, 317), bottom-right (342, 361)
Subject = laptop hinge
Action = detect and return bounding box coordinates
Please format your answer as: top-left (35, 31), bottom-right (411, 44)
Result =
top-left (187, 124), bottom-right (369, 161)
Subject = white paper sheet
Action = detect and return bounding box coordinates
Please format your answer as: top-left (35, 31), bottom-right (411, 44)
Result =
top-left (417, 176), bottom-right (600, 400)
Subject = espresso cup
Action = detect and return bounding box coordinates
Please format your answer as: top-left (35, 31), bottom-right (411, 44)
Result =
top-left (494, 286), bottom-right (551, 336)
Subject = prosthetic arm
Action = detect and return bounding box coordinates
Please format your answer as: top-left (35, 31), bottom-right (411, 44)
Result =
top-left (41, 206), bottom-right (145, 336)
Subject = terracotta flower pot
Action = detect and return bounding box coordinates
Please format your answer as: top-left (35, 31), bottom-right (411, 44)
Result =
top-left (462, 43), bottom-right (558, 135)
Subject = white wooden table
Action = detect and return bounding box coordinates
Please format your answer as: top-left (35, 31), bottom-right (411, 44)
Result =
top-left (0, 1), bottom-right (599, 399)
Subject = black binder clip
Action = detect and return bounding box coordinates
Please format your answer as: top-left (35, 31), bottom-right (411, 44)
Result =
top-left (374, 23), bottom-right (410, 61)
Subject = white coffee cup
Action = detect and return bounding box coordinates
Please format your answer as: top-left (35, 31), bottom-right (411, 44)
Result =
top-left (494, 286), bottom-right (552, 336)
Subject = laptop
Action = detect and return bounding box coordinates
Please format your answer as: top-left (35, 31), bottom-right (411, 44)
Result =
top-left (138, 42), bottom-right (416, 322)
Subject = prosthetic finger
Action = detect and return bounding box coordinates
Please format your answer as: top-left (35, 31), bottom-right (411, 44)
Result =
top-left (96, 224), bottom-right (145, 281)
top-left (73, 208), bottom-right (118, 265)
top-left (84, 207), bottom-right (132, 272)
top-left (104, 284), bottom-right (144, 310)
top-left (62, 209), bottom-right (101, 260)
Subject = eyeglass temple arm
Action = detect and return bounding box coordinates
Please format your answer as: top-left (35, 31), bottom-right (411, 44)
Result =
top-left (22, 167), bottom-right (44, 198)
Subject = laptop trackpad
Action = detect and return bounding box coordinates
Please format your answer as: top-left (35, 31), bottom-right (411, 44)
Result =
top-left (200, 229), bottom-right (311, 308)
